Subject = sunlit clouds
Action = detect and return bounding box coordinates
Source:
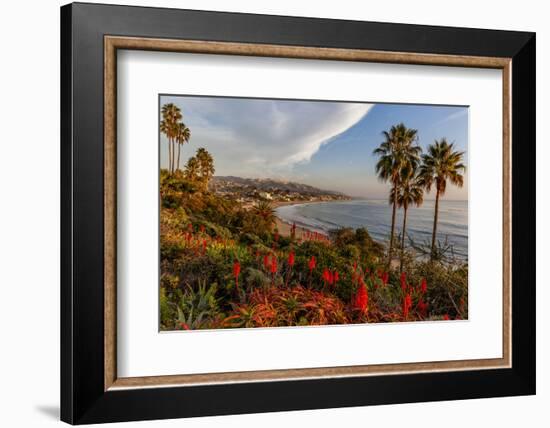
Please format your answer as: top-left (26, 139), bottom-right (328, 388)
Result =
top-left (160, 96), bottom-right (373, 177)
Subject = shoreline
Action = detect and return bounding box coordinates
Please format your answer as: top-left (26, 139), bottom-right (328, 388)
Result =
top-left (272, 199), bottom-right (333, 238)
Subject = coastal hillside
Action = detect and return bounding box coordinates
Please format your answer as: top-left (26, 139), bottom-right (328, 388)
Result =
top-left (210, 176), bottom-right (350, 204)
top-left (160, 165), bottom-right (467, 331)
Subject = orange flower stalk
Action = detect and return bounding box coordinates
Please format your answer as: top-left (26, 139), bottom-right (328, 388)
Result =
top-left (263, 254), bottom-right (271, 271)
top-left (420, 278), bottom-right (427, 294)
top-left (354, 278), bottom-right (368, 314)
top-left (288, 251), bottom-right (295, 267)
top-left (270, 255), bottom-right (278, 274)
top-left (308, 256), bottom-right (316, 271)
top-left (233, 259), bottom-right (241, 290)
top-left (402, 293), bottom-right (412, 319)
top-left (285, 251), bottom-right (295, 287)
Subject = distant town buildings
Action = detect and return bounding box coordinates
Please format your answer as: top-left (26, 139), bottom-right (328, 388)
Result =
top-left (208, 176), bottom-right (351, 207)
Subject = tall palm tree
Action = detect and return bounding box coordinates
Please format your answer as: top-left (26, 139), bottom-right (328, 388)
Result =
top-left (418, 138), bottom-right (466, 259)
top-left (160, 103), bottom-right (182, 174)
top-left (175, 123), bottom-right (191, 172)
top-left (195, 148), bottom-right (215, 190)
top-left (391, 166), bottom-right (424, 272)
top-left (373, 123), bottom-right (421, 267)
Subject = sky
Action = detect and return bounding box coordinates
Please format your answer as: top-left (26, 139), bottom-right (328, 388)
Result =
top-left (160, 95), bottom-right (468, 200)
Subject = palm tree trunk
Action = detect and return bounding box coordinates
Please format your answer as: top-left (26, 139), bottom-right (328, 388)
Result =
top-left (176, 142), bottom-right (181, 172)
top-left (430, 187), bottom-right (441, 260)
top-left (170, 139), bottom-right (175, 173)
top-left (168, 138), bottom-right (173, 173)
top-left (171, 140), bottom-right (175, 173)
top-left (400, 205), bottom-right (408, 272)
top-left (387, 183), bottom-right (398, 267)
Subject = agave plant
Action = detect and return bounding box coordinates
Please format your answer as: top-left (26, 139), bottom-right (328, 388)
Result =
top-left (176, 281), bottom-right (220, 329)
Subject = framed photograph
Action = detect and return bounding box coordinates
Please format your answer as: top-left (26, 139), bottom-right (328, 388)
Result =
top-left (61, 2), bottom-right (535, 424)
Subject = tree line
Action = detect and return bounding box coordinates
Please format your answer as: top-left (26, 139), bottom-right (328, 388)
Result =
top-left (374, 123), bottom-right (466, 269)
top-left (160, 103), bottom-right (215, 190)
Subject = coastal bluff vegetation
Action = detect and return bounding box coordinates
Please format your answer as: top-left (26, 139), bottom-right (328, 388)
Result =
top-left (160, 167), bottom-right (467, 330)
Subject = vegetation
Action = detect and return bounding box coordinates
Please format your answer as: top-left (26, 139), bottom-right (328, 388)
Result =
top-left (159, 104), bottom-right (468, 331)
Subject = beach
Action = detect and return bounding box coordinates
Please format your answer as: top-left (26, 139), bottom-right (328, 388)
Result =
top-left (272, 200), bottom-right (328, 238)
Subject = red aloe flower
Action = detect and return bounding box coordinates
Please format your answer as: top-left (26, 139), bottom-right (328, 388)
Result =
top-left (421, 278), bottom-right (427, 294)
top-left (308, 256), bottom-right (316, 271)
top-left (403, 293), bottom-right (412, 319)
top-left (202, 239), bottom-right (207, 254)
top-left (288, 251), bottom-right (295, 267)
top-left (200, 224), bottom-right (205, 233)
top-left (270, 255), bottom-right (278, 274)
top-left (334, 270), bottom-right (339, 283)
top-left (263, 254), bottom-right (271, 270)
top-left (443, 314), bottom-right (450, 321)
top-left (322, 268), bottom-right (330, 284)
top-left (354, 279), bottom-right (369, 314)
top-left (382, 272), bottom-right (389, 286)
top-left (285, 251), bottom-right (295, 287)
top-left (400, 272), bottom-right (407, 292)
top-left (233, 259), bottom-right (241, 289)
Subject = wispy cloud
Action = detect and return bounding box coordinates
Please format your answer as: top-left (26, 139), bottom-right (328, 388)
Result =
top-left (161, 96), bottom-right (373, 178)
top-left (430, 108), bottom-right (468, 129)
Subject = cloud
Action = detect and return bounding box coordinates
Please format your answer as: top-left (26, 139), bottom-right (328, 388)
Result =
top-left (162, 96), bottom-right (373, 177)
top-left (430, 108), bottom-right (468, 128)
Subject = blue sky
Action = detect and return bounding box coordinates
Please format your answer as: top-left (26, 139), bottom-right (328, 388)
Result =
top-left (160, 95), bottom-right (468, 200)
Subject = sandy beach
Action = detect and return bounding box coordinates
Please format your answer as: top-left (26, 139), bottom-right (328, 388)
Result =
top-left (272, 200), bottom-right (328, 238)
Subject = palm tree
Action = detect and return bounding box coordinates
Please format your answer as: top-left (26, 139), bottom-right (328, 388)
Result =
top-left (373, 123), bottom-right (421, 267)
top-left (184, 156), bottom-right (200, 181)
top-left (391, 166), bottom-right (424, 272)
top-left (175, 123), bottom-right (191, 172)
top-left (160, 103), bottom-right (182, 174)
top-left (253, 201), bottom-right (276, 228)
top-left (195, 148), bottom-right (215, 190)
top-left (418, 138), bottom-right (466, 259)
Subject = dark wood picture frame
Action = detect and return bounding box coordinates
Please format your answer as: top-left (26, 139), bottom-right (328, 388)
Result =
top-left (61, 2), bottom-right (535, 424)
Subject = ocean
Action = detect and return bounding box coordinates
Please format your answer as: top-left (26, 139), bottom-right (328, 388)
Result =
top-left (275, 199), bottom-right (468, 260)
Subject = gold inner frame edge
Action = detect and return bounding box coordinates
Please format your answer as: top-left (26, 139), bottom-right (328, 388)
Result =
top-left (104, 36), bottom-right (512, 391)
